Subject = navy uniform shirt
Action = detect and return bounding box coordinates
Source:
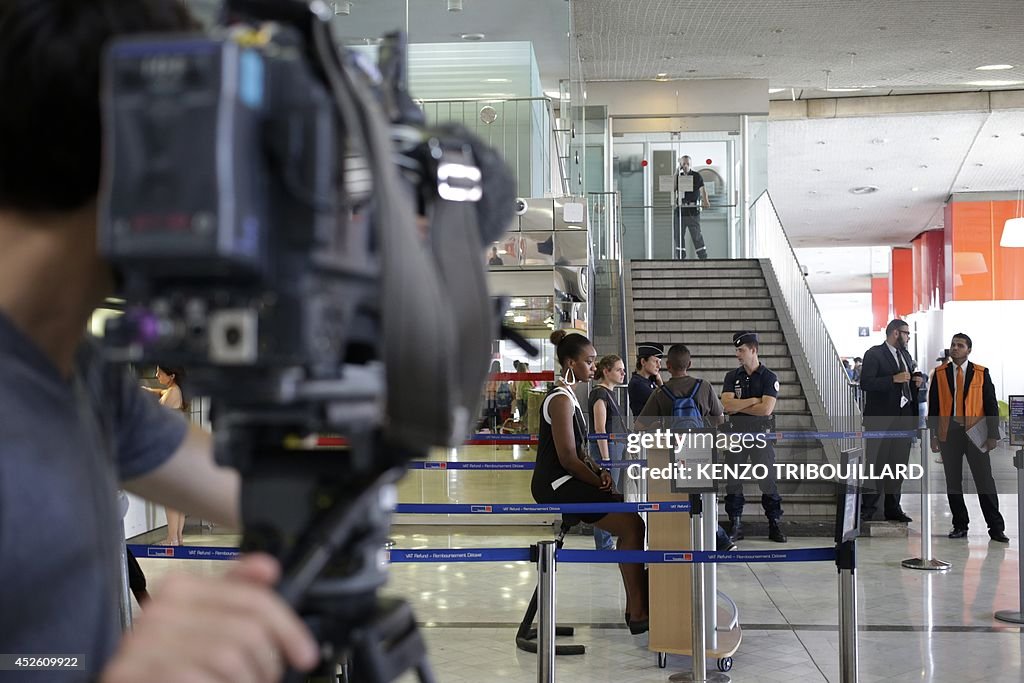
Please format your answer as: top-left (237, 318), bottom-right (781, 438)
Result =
top-left (628, 371), bottom-right (658, 417)
top-left (723, 363), bottom-right (779, 430)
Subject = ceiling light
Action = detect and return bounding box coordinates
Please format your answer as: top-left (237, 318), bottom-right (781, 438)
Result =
top-left (954, 252), bottom-right (988, 274)
top-left (850, 186), bottom-right (879, 195)
top-left (460, 32), bottom-right (485, 41)
top-left (976, 64), bottom-right (1014, 71)
top-left (448, 0), bottom-right (463, 10)
top-left (870, 138), bottom-right (888, 144)
top-left (768, 88), bottom-right (786, 94)
top-left (1001, 217), bottom-right (1024, 247)
top-left (968, 79), bottom-right (1024, 86)
top-left (655, 73), bottom-right (669, 81)
top-left (484, 78), bottom-right (509, 83)
top-left (826, 87), bottom-right (862, 92)
top-left (333, 1), bottom-right (352, 15)
top-left (911, 187), bottom-right (919, 192)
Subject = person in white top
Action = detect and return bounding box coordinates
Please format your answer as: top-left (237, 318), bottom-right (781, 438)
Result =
top-left (145, 366), bottom-right (189, 545)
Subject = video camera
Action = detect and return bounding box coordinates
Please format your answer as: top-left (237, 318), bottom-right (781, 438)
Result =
top-left (97, 1), bottom-right (517, 680)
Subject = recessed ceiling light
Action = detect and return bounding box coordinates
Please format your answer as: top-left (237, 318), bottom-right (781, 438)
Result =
top-left (911, 187), bottom-right (920, 192)
top-left (484, 78), bottom-right (510, 83)
top-left (812, 168), bottom-right (822, 172)
top-left (686, 69), bottom-right (697, 73)
top-left (976, 64), bottom-right (1014, 70)
top-left (768, 87), bottom-right (786, 93)
top-left (968, 79), bottom-right (1024, 86)
top-left (816, 140), bottom-right (826, 145)
top-left (655, 73), bottom-right (670, 81)
top-left (871, 138), bottom-right (888, 144)
top-left (866, 166), bottom-right (874, 171)
top-left (460, 33), bottom-right (486, 41)
top-left (920, 164), bottom-right (929, 169)
top-left (850, 186), bottom-right (879, 195)
top-left (826, 88), bottom-right (862, 92)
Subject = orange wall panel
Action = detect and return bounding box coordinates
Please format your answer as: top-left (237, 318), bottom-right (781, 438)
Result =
top-left (947, 200), bottom-right (1024, 301)
top-left (871, 277), bottom-right (889, 331)
top-left (891, 247), bottom-right (913, 318)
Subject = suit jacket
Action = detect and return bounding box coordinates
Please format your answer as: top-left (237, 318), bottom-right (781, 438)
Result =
top-left (859, 342), bottom-right (921, 419)
top-left (927, 361), bottom-right (1000, 440)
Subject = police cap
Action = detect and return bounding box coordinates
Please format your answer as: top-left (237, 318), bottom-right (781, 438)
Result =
top-left (733, 331), bottom-right (758, 348)
top-left (636, 341), bottom-right (665, 359)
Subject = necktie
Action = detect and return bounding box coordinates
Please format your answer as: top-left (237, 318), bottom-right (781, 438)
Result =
top-left (955, 365), bottom-right (965, 424)
top-left (897, 351), bottom-right (911, 404)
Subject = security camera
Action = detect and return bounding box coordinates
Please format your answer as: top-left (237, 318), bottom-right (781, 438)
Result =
top-left (514, 198), bottom-right (529, 216)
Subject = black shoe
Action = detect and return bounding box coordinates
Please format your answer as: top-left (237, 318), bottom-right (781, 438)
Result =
top-left (948, 527), bottom-right (968, 539)
top-left (728, 518), bottom-right (744, 542)
top-left (717, 526), bottom-right (736, 551)
top-left (628, 619), bottom-right (650, 635)
top-left (768, 522), bottom-right (788, 543)
top-left (989, 530), bottom-right (1010, 543)
top-left (885, 511), bottom-right (913, 523)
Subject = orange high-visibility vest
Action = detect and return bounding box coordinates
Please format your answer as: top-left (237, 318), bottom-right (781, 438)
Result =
top-left (935, 362), bottom-right (986, 441)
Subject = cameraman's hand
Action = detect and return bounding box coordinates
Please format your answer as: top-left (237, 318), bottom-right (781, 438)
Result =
top-left (893, 371), bottom-right (911, 384)
top-left (101, 554), bottom-right (318, 683)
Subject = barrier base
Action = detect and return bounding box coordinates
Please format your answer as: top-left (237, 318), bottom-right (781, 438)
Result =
top-left (900, 557), bottom-right (951, 571)
top-left (994, 610), bottom-right (1024, 624)
top-left (668, 671), bottom-right (731, 682)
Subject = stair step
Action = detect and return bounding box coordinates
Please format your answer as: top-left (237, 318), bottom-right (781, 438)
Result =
top-left (634, 319), bottom-right (783, 333)
top-left (688, 354), bottom-right (793, 368)
top-left (632, 269), bottom-right (767, 281)
top-left (632, 329), bottom-right (787, 346)
top-left (634, 300), bottom-right (776, 312)
top-left (632, 287), bottom-right (771, 300)
top-left (632, 259), bottom-right (761, 271)
top-left (640, 342), bottom-right (790, 358)
top-left (631, 307), bottom-right (780, 321)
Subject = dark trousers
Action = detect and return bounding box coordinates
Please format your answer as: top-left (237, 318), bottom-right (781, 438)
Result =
top-left (672, 208), bottom-right (706, 259)
top-left (860, 413), bottom-right (913, 519)
top-left (940, 425), bottom-right (1004, 532)
top-left (724, 442), bottom-right (783, 522)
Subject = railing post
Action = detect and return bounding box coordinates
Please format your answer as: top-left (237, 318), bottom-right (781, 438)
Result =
top-left (837, 540), bottom-right (859, 683)
top-left (995, 448), bottom-right (1024, 624)
top-left (537, 540), bottom-right (557, 683)
top-left (901, 428), bottom-right (951, 571)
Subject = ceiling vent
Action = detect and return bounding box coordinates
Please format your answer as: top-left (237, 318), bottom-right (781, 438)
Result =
top-left (849, 186), bottom-right (879, 195)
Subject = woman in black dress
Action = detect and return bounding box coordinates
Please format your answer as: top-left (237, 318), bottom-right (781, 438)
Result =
top-left (531, 330), bottom-right (648, 633)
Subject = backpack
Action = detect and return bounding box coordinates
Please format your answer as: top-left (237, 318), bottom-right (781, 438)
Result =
top-left (496, 381), bottom-right (513, 410)
top-left (660, 381), bottom-right (704, 429)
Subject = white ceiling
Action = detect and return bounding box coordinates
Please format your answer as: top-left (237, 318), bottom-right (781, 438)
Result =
top-left (573, 0), bottom-right (1024, 97)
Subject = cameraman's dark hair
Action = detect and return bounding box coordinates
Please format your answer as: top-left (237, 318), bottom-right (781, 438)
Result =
top-left (952, 332), bottom-right (973, 350)
top-left (885, 319), bottom-right (908, 336)
top-left (550, 329), bottom-right (592, 367)
top-left (0, 0), bottom-right (196, 213)
top-left (666, 344), bottom-right (691, 371)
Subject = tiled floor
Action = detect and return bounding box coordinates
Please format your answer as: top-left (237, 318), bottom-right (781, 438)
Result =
top-left (131, 441), bottom-right (1024, 682)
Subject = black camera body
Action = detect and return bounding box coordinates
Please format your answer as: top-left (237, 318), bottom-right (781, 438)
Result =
top-left (97, 3), bottom-right (517, 681)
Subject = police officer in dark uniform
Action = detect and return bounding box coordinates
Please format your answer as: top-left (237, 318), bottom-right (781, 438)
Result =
top-left (721, 331), bottom-right (786, 543)
top-left (627, 342), bottom-right (664, 417)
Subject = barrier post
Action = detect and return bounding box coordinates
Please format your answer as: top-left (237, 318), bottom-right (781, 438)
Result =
top-left (901, 429), bottom-right (951, 571)
top-left (670, 496), bottom-right (729, 683)
top-left (701, 492), bottom-right (718, 650)
top-left (117, 528), bottom-right (133, 631)
top-left (994, 448), bottom-right (1024, 624)
top-left (537, 540), bottom-right (557, 683)
top-left (836, 539), bottom-right (859, 683)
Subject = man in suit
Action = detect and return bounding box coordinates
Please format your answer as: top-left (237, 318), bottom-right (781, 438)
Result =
top-left (928, 333), bottom-right (1007, 542)
top-left (859, 319), bottom-right (926, 522)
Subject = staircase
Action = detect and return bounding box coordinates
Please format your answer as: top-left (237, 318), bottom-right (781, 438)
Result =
top-left (626, 258), bottom-right (837, 533)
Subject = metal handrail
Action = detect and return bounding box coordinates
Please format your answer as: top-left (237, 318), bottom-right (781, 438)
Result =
top-left (749, 191), bottom-right (862, 455)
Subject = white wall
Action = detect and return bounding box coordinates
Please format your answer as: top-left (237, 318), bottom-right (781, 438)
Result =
top-left (813, 292), bottom-right (875, 360)
top-left (932, 301), bottom-right (1024, 401)
top-left (123, 492), bottom-right (165, 540)
top-left (586, 79), bottom-right (768, 117)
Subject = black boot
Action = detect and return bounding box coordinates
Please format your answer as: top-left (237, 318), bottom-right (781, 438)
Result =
top-left (728, 517), bottom-right (744, 542)
top-left (768, 520), bottom-right (787, 543)
top-left (716, 525), bottom-right (736, 551)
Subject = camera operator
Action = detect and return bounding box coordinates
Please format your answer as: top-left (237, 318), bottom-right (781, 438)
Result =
top-left (0, 2), bottom-right (317, 681)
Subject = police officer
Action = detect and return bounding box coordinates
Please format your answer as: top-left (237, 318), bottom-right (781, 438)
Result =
top-left (627, 341), bottom-right (664, 417)
top-left (721, 331), bottom-right (786, 543)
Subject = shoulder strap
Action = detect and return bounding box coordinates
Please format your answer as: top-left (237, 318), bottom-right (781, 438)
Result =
top-left (660, 384), bottom-right (678, 401)
top-left (685, 378), bottom-right (702, 399)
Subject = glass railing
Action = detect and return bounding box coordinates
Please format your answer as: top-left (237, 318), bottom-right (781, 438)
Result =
top-left (619, 203), bottom-right (737, 260)
top-left (749, 191), bottom-right (862, 457)
top-left (416, 96), bottom-right (567, 197)
top-left (588, 192), bottom-right (629, 360)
